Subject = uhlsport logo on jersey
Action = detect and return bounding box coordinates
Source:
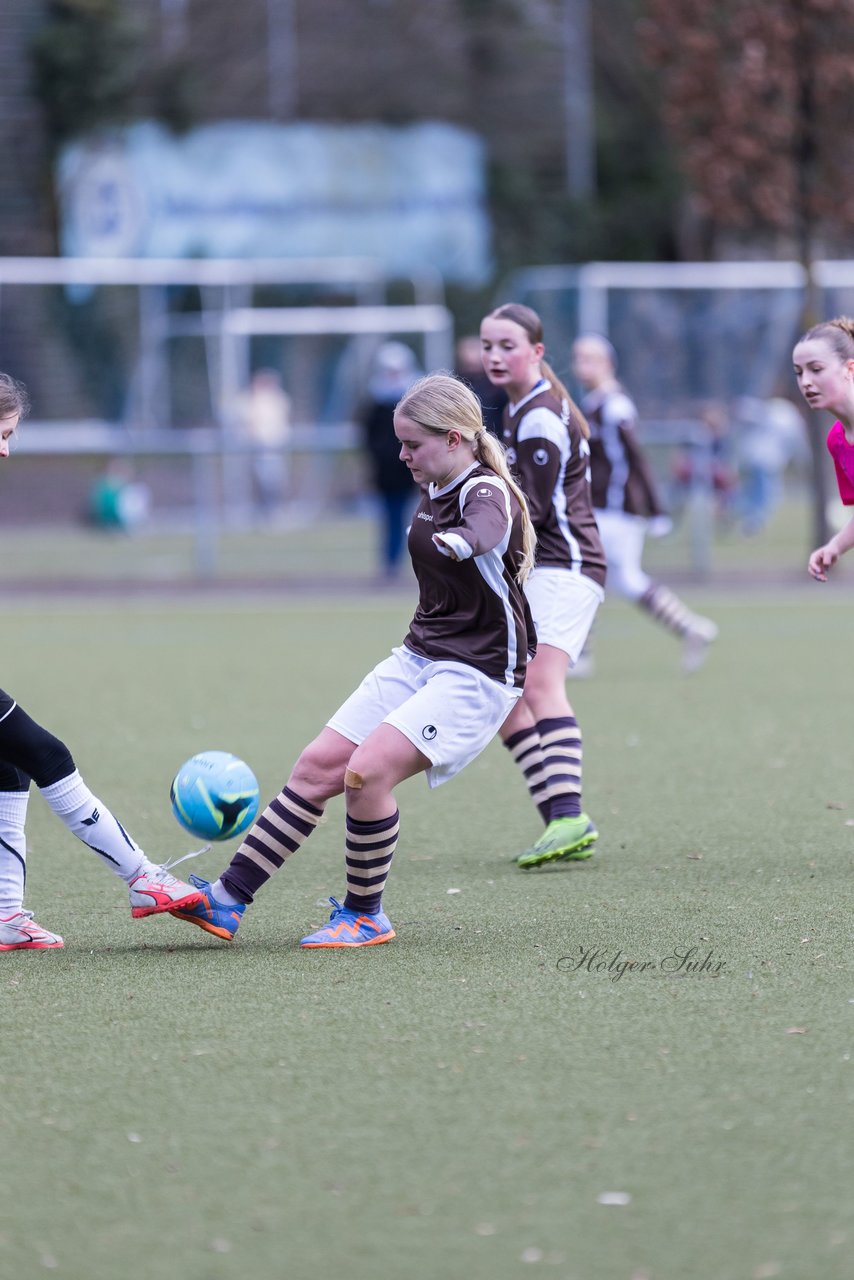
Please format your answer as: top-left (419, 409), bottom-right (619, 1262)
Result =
top-left (421, 724), bottom-right (438, 741)
top-left (476, 487), bottom-right (493, 498)
top-left (533, 448), bottom-right (549, 466)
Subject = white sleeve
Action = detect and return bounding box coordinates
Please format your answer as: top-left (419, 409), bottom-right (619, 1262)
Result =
top-left (432, 531), bottom-right (473, 560)
top-left (516, 406), bottom-right (568, 458)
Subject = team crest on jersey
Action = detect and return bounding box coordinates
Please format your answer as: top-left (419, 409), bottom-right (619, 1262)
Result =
top-left (533, 448), bottom-right (549, 466)
top-left (421, 724), bottom-right (438, 741)
top-left (476, 487), bottom-right (493, 498)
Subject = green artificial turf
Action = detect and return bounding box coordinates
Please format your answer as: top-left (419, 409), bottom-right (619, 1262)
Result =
top-left (2, 593), bottom-right (853, 1280)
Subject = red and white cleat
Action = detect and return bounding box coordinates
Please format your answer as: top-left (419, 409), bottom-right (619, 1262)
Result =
top-left (0, 910), bottom-right (64, 950)
top-left (129, 868), bottom-right (203, 919)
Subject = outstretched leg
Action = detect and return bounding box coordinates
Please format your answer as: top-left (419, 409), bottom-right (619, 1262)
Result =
top-left (170, 727), bottom-right (355, 941)
top-left (0, 694), bottom-right (200, 947)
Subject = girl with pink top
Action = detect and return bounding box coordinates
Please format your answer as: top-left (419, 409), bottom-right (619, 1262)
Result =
top-left (792, 317), bottom-right (854, 581)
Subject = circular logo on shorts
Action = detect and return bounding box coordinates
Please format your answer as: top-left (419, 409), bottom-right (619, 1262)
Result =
top-left (421, 724), bottom-right (438, 741)
top-left (533, 448), bottom-right (549, 466)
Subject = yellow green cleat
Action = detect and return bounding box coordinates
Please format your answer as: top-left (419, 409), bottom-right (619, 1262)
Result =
top-left (516, 815), bottom-right (598, 869)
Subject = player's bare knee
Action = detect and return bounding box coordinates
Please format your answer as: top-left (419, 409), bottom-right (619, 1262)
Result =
top-left (343, 748), bottom-right (384, 798)
top-left (291, 743), bottom-right (344, 799)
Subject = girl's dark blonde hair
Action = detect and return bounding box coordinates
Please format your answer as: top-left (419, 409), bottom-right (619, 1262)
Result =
top-left (0, 371), bottom-right (30, 422)
top-left (396, 372), bottom-right (536, 583)
top-left (486, 302), bottom-right (590, 439)
top-left (797, 316), bottom-right (854, 361)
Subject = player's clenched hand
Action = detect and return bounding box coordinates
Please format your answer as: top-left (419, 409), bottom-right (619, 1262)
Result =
top-left (432, 533), bottom-right (460, 561)
top-left (808, 543), bottom-right (837, 581)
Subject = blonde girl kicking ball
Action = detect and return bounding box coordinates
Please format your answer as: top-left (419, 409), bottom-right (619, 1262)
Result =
top-left (169, 374), bottom-right (537, 947)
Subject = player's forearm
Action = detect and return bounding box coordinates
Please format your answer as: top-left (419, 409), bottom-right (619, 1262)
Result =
top-left (829, 514), bottom-right (854, 558)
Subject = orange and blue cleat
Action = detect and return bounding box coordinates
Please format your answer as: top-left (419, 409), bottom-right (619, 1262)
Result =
top-left (169, 875), bottom-right (245, 941)
top-left (300, 897), bottom-right (395, 948)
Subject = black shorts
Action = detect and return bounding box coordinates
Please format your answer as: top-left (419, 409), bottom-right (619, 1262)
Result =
top-left (0, 689), bottom-right (75, 790)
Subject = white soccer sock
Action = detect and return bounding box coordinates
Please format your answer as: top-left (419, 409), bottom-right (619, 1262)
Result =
top-left (0, 789), bottom-right (29, 913)
top-left (39, 770), bottom-right (152, 882)
top-left (212, 878), bottom-right (242, 906)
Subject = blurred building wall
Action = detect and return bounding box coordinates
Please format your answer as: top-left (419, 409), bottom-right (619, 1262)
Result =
top-left (0, 0), bottom-right (568, 259)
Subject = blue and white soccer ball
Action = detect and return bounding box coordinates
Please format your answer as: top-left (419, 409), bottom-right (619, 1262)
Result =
top-left (170, 751), bottom-right (260, 842)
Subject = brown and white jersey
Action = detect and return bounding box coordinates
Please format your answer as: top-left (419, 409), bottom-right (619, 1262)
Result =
top-left (403, 462), bottom-right (536, 690)
top-left (583, 383), bottom-right (666, 519)
top-left (502, 381), bottom-right (606, 589)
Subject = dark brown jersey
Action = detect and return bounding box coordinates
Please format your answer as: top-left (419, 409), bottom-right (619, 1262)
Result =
top-left (583, 383), bottom-right (666, 519)
top-left (502, 381), bottom-right (606, 589)
top-left (403, 462), bottom-right (536, 690)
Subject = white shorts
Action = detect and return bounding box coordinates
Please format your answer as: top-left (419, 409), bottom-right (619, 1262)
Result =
top-left (525, 567), bottom-right (604, 663)
top-left (595, 509), bottom-right (650, 599)
top-left (327, 645), bottom-right (521, 789)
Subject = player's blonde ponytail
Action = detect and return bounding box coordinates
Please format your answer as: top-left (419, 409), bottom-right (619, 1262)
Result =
top-left (473, 430), bottom-right (536, 584)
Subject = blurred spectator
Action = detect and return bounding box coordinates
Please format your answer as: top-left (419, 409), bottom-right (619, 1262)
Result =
top-left (360, 342), bottom-right (421, 581)
top-left (669, 401), bottom-right (739, 526)
top-left (88, 459), bottom-right (150, 532)
top-left (731, 396), bottom-right (808, 534)
top-left (454, 334), bottom-right (506, 435)
top-left (233, 368), bottom-right (292, 516)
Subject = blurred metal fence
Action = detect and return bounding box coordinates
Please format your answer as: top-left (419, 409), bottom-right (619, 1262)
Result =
top-left (0, 256), bottom-right (452, 432)
top-left (501, 259), bottom-right (854, 413)
top-left (11, 423), bottom-right (361, 577)
top-left (3, 255), bottom-right (839, 579)
top-left (10, 416), bottom-right (720, 578)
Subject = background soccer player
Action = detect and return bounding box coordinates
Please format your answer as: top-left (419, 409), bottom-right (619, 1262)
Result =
top-left (572, 333), bottom-right (718, 674)
top-left (792, 316), bottom-right (854, 580)
top-left (480, 303), bottom-right (605, 869)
